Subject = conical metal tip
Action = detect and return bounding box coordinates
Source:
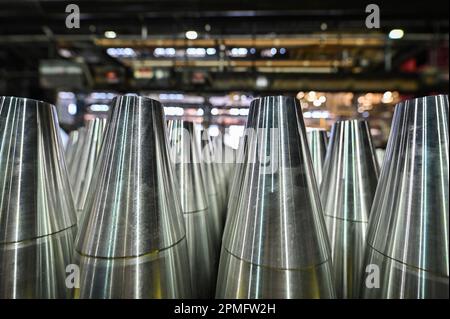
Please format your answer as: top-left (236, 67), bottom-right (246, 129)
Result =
top-left (75, 95), bottom-right (191, 298)
top-left (168, 120), bottom-right (208, 212)
top-left (65, 130), bottom-right (80, 164)
top-left (306, 128), bottom-right (328, 185)
top-left (223, 144), bottom-right (236, 182)
top-left (0, 96), bottom-right (77, 298)
top-left (375, 148), bottom-right (385, 168)
top-left (167, 119), bottom-right (216, 298)
top-left (66, 127), bottom-right (87, 184)
top-left (223, 133), bottom-right (248, 227)
top-left (198, 135), bottom-right (224, 249)
top-left (212, 135), bottom-right (229, 201)
top-left (361, 95), bottom-right (449, 299)
top-left (320, 119), bottom-right (379, 298)
top-left (200, 129), bottom-right (227, 221)
top-left (69, 118), bottom-right (106, 215)
top-left (217, 96), bottom-right (335, 299)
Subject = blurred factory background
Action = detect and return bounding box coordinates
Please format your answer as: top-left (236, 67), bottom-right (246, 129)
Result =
top-left (0, 0), bottom-right (448, 148)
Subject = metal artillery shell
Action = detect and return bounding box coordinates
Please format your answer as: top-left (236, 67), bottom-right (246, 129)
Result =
top-left (66, 127), bottom-right (86, 185)
top-left (0, 96), bottom-right (77, 298)
top-left (201, 130), bottom-right (227, 223)
top-left (306, 129), bottom-right (328, 185)
top-left (217, 96), bottom-right (336, 299)
top-left (75, 95), bottom-right (191, 298)
top-left (361, 95), bottom-right (449, 299)
top-left (375, 148), bottom-right (385, 168)
top-left (65, 129), bottom-right (80, 166)
top-left (222, 133), bottom-right (249, 240)
top-left (167, 120), bottom-right (216, 298)
top-left (70, 118), bottom-right (106, 216)
top-left (320, 120), bottom-right (379, 298)
top-left (212, 135), bottom-right (229, 201)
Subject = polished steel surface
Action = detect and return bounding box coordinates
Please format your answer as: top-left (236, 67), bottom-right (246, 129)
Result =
top-left (0, 96), bottom-right (77, 298)
top-left (320, 120), bottom-right (379, 298)
top-left (223, 133), bottom-right (249, 233)
top-left (76, 95), bottom-right (191, 298)
top-left (223, 144), bottom-right (236, 187)
top-left (217, 142), bottom-right (236, 216)
top-left (70, 118), bottom-right (106, 215)
top-left (201, 156), bottom-right (223, 251)
top-left (167, 119), bottom-right (215, 298)
top-left (191, 126), bottom-right (223, 254)
top-left (306, 129), bottom-right (328, 185)
top-left (375, 148), bottom-right (385, 168)
top-left (206, 193), bottom-right (222, 248)
top-left (361, 95), bottom-right (449, 299)
top-left (213, 135), bottom-right (229, 201)
top-left (66, 127), bottom-right (87, 185)
top-left (217, 96), bottom-right (335, 299)
top-left (217, 250), bottom-right (336, 299)
top-left (201, 130), bottom-right (226, 220)
top-left (65, 129), bottom-right (80, 166)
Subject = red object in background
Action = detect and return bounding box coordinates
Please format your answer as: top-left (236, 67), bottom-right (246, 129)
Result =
top-left (105, 70), bottom-right (119, 83)
top-left (400, 58), bottom-right (417, 73)
top-left (434, 45), bottom-right (449, 69)
top-left (134, 67), bottom-right (153, 79)
top-left (192, 71), bottom-right (206, 84)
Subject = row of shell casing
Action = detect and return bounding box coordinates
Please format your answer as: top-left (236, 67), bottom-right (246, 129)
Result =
top-left (0, 95), bottom-right (231, 298)
top-left (219, 95), bottom-right (448, 299)
top-left (65, 118), bottom-right (232, 298)
top-left (0, 94), bottom-right (448, 298)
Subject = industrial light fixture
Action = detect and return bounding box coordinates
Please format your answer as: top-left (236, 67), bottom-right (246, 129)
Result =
top-left (58, 48), bottom-right (73, 58)
top-left (229, 48), bottom-right (248, 57)
top-left (186, 48), bottom-right (206, 57)
top-left (303, 110), bottom-right (330, 119)
top-left (185, 30), bottom-right (198, 40)
top-left (255, 75), bottom-right (269, 88)
top-left (106, 48), bottom-right (136, 58)
top-left (313, 99), bottom-right (322, 107)
top-left (163, 106), bottom-right (184, 116)
top-left (229, 108), bottom-right (240, 115)
top-left (104, 30), bottom-right (117, 39)
top-left (154, 47), bottom-right (176, 57)
top-left (206, 48), bottom-right (216, 55)
top-left (382, 91), bottom-right (394, 103)
top-left (238, 108), bottom-right (249, 116)
top-left (388, 29), bottom-right (404, 39)
top-left (307, 91), bottom-right (316, 102)
top-left (67, 103), bottom-right (77, 115)
top-left (89, 104), bottom-right (110, 112)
